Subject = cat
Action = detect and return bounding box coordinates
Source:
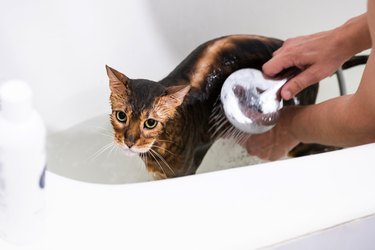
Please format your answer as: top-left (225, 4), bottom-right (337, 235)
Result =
top-left (106, 34), bottom-right (366, 179)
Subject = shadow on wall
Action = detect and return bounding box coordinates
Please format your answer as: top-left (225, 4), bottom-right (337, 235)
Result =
top-left (145, 0), bottom-right (364, 61)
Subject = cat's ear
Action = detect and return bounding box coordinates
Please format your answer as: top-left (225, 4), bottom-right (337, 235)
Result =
top-left (105, 65), bottom-right (130, 94)
top-left (154, 85), bottom-right (191, 119)
top-left (162, 85), bottom-right (191, 108)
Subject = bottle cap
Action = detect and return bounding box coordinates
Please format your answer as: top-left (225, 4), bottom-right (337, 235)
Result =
top-left (0, 80), bottom-right (33, 122)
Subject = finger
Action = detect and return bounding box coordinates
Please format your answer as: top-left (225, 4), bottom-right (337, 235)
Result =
top-left (262, 54), bottom-right (296, 77)
top-left (272, 47), bottom-right (283, 56)
top-left (273, 37), bottom-right (301, 57)
top-left (281, 66), bottom-right (322, 100)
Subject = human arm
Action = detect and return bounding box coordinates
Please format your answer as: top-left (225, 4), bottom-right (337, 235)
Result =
top-left (244, 52), bottom-right (375, 160)
top-left (243, 6), bottom-right (375, 161)
top-left (263, 13), bottom-right (371, 100)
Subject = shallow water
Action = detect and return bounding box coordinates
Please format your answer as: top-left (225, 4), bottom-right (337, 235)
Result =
top-left (47, 115), bottom-right (264, 184)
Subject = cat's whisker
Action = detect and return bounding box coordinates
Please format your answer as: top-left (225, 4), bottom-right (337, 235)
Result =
top-left (144, 153), bottom-right (148, 167)
top-left (139, 153), bottom-right (145, 167)
top-left (114, 144), bottom-right (121, 157)
top-left (151, 145), bottom-right (176, 156)
top-left (157, 139), bottom-right (177, 145)
top-left (91, 126), bottom-right (115, 140)
top-left (97, 133), bottom-right (114, 139)
top-left (92, 124), bottom-right (113, 131)
top-left (151, 150), bottom-right (175, 175)
top-left (91, 143), bottom-right (113, 159)
top-left (88, 142), bottom-right (114, 161)
top-left (91, 125), bottom-right (114, 134)
top-left (140, 152), bottom-right (149, 171)
top-left (149, 149), bottom-right (170, 174)
top-left (147, 150), bottom-right (167, 177)
top-left (141, 153), bottom-right (150, 171)
top-left (107, 143), bottom-right (118, 158)
top-left (150, 148), bottom-right (176, 177)
top-left (103, 143), bottom-right (117, 158)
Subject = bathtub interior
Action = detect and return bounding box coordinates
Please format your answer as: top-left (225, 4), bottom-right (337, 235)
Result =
top-left (45, 58), bottom-right (367, 185)
top-left (0, 0), bottom-right (366, 184)
top-left (47, 114), bottom-right (265, 184)
top-left (46, 63), bottom-right (366, 185)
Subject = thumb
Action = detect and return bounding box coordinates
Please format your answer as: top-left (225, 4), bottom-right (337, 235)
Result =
top-left (281, 66), bottom-right (321, 100)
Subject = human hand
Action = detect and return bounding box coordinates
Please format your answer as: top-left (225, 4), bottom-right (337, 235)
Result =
top-left (240, 107), bottom-right (300, 161)
top-left (263, 30), bottom-right (352, 100)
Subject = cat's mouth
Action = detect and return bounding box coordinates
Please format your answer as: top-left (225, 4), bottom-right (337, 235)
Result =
top-left (119, 144), bottom-right (152, 156)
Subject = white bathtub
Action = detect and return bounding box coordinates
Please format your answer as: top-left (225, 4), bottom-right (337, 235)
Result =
top-left (1, 0), bottom-right (373, 249)
top-left (1, 142), bottom-right (375, 250)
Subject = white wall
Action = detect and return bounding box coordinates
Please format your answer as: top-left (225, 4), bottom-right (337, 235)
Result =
top-left (0, 0), bottom-right (367, 132)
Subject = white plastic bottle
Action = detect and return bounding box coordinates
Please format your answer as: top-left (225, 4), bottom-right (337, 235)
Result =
top-left (0, 80), bottom-right (46, 244)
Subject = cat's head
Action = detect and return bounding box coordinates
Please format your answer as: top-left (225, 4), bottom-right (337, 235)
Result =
top-left (106, 65), bottom-right (190, 155)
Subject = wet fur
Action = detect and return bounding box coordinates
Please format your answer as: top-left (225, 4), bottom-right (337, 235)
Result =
top-left (107, 35), bottom-right (319, 179)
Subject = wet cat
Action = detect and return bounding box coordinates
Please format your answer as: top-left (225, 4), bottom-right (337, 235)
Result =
top-left (106, 34), bottom-right (365, 179)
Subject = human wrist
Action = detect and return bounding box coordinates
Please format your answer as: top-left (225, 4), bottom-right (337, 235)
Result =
top-left (278, 106), bottom-right (300, 143)
top-left (333, 14), bottom-right (371, 58)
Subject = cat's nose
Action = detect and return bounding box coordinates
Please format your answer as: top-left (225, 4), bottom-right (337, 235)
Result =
top-left (125, 135), bottom-right (136, 148)
top-left (125, 142), bottom-right (134, 148)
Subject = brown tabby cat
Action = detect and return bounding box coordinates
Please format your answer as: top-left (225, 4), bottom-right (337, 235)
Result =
top-left (106, 34), bottom-right (365, 179)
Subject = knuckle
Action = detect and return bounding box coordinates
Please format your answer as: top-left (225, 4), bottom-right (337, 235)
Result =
top-left (283, 38), bottom-right (295, 46)
top-left (282, 45), bottom-right (294, 54)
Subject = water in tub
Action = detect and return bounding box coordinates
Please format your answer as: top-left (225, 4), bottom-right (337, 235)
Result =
top-left (47, 115), bottom-right (265, 184)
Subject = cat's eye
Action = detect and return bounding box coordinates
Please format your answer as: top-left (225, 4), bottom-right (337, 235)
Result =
top-left (116, 111), bottom-right (127, 123)
top-left (144, 119), bottom-right (158, 129)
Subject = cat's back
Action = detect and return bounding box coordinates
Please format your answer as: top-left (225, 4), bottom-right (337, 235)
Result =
top-left (161, 35), bottom-right (282, 90)
top-left (160, 35), bottom-right (283, 102)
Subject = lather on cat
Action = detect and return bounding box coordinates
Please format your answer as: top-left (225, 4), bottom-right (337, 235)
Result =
top-left (106, 34), bottom-right (366, 179)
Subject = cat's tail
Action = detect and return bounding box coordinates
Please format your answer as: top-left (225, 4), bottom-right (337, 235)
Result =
top-left (342, 55), bottom-right (368, 70)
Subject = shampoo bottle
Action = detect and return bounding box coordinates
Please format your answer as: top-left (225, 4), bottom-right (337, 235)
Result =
top-left (0, 80), bottom-right (46, 244)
